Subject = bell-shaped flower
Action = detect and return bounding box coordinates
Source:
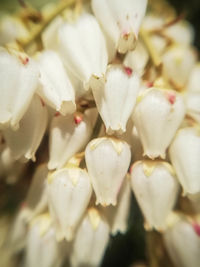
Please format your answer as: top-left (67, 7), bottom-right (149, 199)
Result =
top-left (132, 88), bottom-right (185, 159)
top-left (36, 50), bottom-right (76, 115)
top-left (23, 214), bottom-right (64, 267)
top-left (92, 0), bottom-right (147, 54)
top-left (185, 92), bottom-right (200, 123)
top-left (162, 45), bottom-right (197, 89)
top-left (123, 41), bottom-right (149, 76)
top-left (8, 206), bottom-right (30, 253)
top-left (85, 137), bottom-right (131, 206)
top-left (163, 214), bottom-right (200, 267)
top-left (91, 65), bottom-right (140, 135)
top-left (0, 48), bottom-right (39, 129)
top-left (58, 13), bottom-right (108, 90)
top-left (24, 164), bottom-right (48, 220)
top-left (186, 63), bottom-right (200, 92)
top-left (48, 112), bottom-right (92, 170)
top-left (130, 160), bottom-right (179, 230)
top-left (102, 175), bottom-right (131, 235)
top-left (47, 167), bottom-right (92, 241)
top-left (169, 127), bottom-right (200, 195)
top-left (70, 208), bottom-right (110, 267)
top-left (0, 146), bottom-right (25, 184)
top-left (3, 95), bottom-right (48, 161)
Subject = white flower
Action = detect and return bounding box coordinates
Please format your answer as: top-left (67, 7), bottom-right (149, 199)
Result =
top-left (169, 127), bottom-right (200, 195)
top-left (130, 160), bottom-right (179, 230)
top-left (3, 95), bottom-right (48, 161)
top-left (70, 208), bottom-right (110, 267)
top-left (48, 112), bottom-right (92, 170)
top-left (36, 50), bottom-right (76, 115)
top-left (91, 65), bottom-right (140, 134)
top-left (23, 214), bottom-right (64, 267)
top-left (92, 0), bottom-right (147, 53)
top-left (132, 88), bottom-right (185, 159)
top-left (163, 215), bottom-right (200, 267)
top-left (102, 175), bottom-right (131, 235)
top-left (47, 167), bottom-right (92, 241)
top-left (123, 40), bottom-right (149, 76)
top-left (185, 92), bottom-right (200, 123)
top-left (162, 45), bottom-right (197, 89)
top-left (58, 13), bottom-right (108, 90)
top-left (0, 48), bottom-right (39, 129)
top-left (186, 63), bottom-right (200, 92)
top-left (85, 137), bottom-right (131, 206)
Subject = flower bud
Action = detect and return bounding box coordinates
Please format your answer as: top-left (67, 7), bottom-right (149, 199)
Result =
top-left (0, 48), bottom-right (39, 129)
top-left (124, 41), bottom-right (149, 76)
top-left (132, 88), bottom-right (185, 159)
top-left (48, 112), bottom-right (92, 170)
top-left (169, 127), bottom-right (200, 195)
top-left (37, 50), bottom-right (76, 115)
top-left (163, 215), bottom-right (200, 267)
top-left (92, 0), bottom-right (147, 53)
top-left (47, 167), bottom-right (92, 241)
top-left (85, 137), bottom-right (131, 206)
top-left (102, 175), bottom-right (131, 235)
top-left (3, 95), bottom-right (48, 161)
top-left (162, 45), bottom-right (196, 89)
top-left (58, 13), bottom-right (108, 90)
top-left (91, 66), bottom-right (140, 134)
top-left (23, 214), bottom-right (64, 267)
top-left (130, 160), bottom-right (179, 230)
top-left (70, 208), bottom-right (110, 267)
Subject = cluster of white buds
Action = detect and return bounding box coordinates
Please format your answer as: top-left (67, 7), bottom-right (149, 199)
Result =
top-left (0, 0), bottom-right (200, 267)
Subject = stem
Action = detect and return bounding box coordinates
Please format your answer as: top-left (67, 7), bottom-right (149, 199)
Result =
top-left (17, 0), bottom-right (77, 50)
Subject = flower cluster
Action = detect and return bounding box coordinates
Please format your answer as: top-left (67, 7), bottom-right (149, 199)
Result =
top-left (0, 0), bottom-right (200, 267)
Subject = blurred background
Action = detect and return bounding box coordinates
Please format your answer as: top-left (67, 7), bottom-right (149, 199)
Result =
top-left (0, 0), bottom-right (199, 266)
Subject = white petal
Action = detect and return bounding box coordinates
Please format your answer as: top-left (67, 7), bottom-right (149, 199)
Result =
top-left (3, 95), bottom-right (48, 161)
top-left (70, 208), bottom-right (110, 267)
top-left (185, 92), bottom-right (200, 123)
top-left (163, 216), bottom-right (200, 267)
top-left (186, 63), bottom-right (200, 92)
top-left (85, 137), bottom-right (131, 206)
top-left (102, 176), bottom-right (131, 235)
top-left (130, 160), bottom-right (179, 230)
top-left (169, 127), bottom-right (200, 195)
top-left (37, 50), bottom-right (76, 115)
top-left (124, 40), bottom-right (149, 76)
top-left (25, 164), bottom-right (48, 219)
top-left (132, 88), bottom-right (185, 159)
top-left (92, 0), bottom-right (147, 53)
top-left (58, 13), bottom-right (108, 89)
top-left (162, 45), bottom-right (197, 89)
top-left (48, 112), bottom-right (92, 170)
top-left (47, 167), bottom-right (92, 241)
top-left (23, 214), bottom-right (64, 267)
top-left (0, 49), bottom-right (39, 129)
top-left (91, 65), bottom-right (140, 134)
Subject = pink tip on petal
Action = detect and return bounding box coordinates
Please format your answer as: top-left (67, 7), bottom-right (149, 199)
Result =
top-left (19, 55), bottom-right (29, 65)
top-left (55, 112), bottom-right (60, 117)
top-left (146, 81), bottom-right (154, 88)
top-left (124, 66), bottom-right (133, 76)
top-left (192, 223), bottom-right (200, 237)
top-left (20, 202), bottom-right (27, 209)
top-left (166, 92), bottom-right (176, 105)
top-left (74, 114), bottom-right (83, 125)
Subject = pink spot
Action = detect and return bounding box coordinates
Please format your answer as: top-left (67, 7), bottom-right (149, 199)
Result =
top-left (166, 92), bottom-right (176, 105)
top-left (74, 114), bottom-right (82, 125)
top-left (19, 56), bottom-right (29, 65)
top-left (20, 202), bottom-right (27, 209)
top-left (123, 33), bottom-right (129, 40)
top-left (124, 66), bottom-right (133, 76)
top-left (192, 223), bottom-right (200, 237)
top-left (146, 81), bottom-right (153, 88)
top-left (129, 164), bottom-right (134, 174)
top-left (55, 112), bottom-right (60, 117)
